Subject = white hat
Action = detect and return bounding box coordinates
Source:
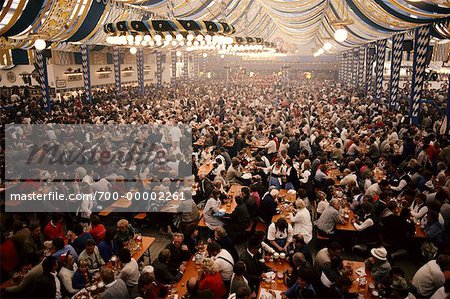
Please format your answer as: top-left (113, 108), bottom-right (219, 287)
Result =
top-left (270, 189), bottom-right (279, 197)
top-left (141, 265), bottom-right (154, 275)
top-left (370, 247), bottom-right (387, 261)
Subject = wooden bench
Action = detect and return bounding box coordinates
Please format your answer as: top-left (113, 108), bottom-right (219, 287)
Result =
top-left (99, 206), bottom-right (115, 216)
top-left (134, 213), bottom-right (147, 220)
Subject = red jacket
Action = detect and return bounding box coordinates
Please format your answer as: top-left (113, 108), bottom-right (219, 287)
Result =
top-left (89, 224), bottom-right (106, 243)
top-left (199, 272), bottom-right (226, 299)
top-left (44, 221), bottom-right (65, 241)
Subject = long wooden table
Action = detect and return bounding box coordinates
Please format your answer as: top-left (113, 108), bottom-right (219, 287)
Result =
top-left (344, 260), bottom-right (374, 298)
top-left (336, 206), bottom-right (427, 237)
top-left (132, 236), bottom-right (155, 261)
top-left (198, 162), bottom-right (214, 177)
top-left (175, 257), bottom-right (199, 297)
top-left (256, 260), bottom-right (290, 298)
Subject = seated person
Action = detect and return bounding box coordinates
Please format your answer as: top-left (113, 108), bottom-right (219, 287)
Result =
top-left (230, 261), bottom-right (252, 296)
top-left (365, 247), bottom-right (392, 284)
top-left (313, 242), bottom-right (342, 278)
top-left (78, 239), bottom-right (105, 272)
top-left (58, 253), bottom-right (80, 296)
top-left (72, 258), bottom-right (92, 290)
top-left (289, 235), bottom-right (313, 265)
top-left (138, 272), bottom-right (169, 298)
top-left (239, 237), bottom-right (273, 290)
top-left (326, 276), bottom-right (355, 299)
top-left (99, 267), bottom-right (129, 299)
top-left (224, 196), bottom-right (251, 238)
top-left (116, 219), bottom-right (136, 249)
top-left (285, 253), bottom-right (310, 288)
top-left (267, 218), bottom-right (294, 253)
top-left (69, 223), bottom-right (94, 254)
top-left (283, 268), bottom-right (317, 299)
top-left (152, 249), bottom-right (184, 284)
top-left (314, 199), bottom-right (345, 237)
top-left (183, 277), bottom-right (214, 299)
top-left (183, 224), bottom-right (200, 254)
top-left (98, 227), bottom-right (118, 262)
top-left (52, 237), bottom-right (78, 262)
top-left (198, 258), bottom-right (227, 299)
top-left (117, 248), bottom-right (140, 289)
top-left (165, 233), bottom-right (191, 274)
top-left (43, 213), bottom-right (65, 241)
top-left (89, 215), bottom-right (106, 243)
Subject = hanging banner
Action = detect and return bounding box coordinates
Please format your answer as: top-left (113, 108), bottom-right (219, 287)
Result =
top-left (34, 50), bottom-right (51, 111)
top-left (410, 25), bottom-right (431, 125)
top-left (183, 52), bottom-right (189, 80)
top-left (365, 43), bottom-right (375, 95)
top-left (156, 52), bottom-right (163, 86)
top-left (375, 39), bottom-right (387, 101)
top-left (113, 47), bottom-right (121, 93)
top-left (171, 51), bottom-right (177, 83)
top-left (81, 44), bottom-right (92, 104)
top-left (389, 34), bottom-right (404, 110)
top-left (137, 48), bottom-right (144, 96)
top-left (358, 47), bottom-right (365, 88)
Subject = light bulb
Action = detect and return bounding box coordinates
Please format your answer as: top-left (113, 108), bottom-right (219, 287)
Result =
top-left (154, 34), bottom-right (162, 42)
top-left (164, 40), bottom-right (170, 46)
top-left (127, 35), bottom-right (134, 42)
top-left (202, 53), bottom-right (208, 58)
top-left (34, 39), bottom-right (46, 50)
top-left (334, 28), bottom-right (348, 42)
top-left (144, 35), bottom-right (151, 42)
top-left (205, 35), bottom-right (212, 43)
top-left (176, 51), bottom-right (182, 57)
top-left (130, 47), bottom-right (137, 54)
top-left (187, 41), bottom-right (192, 46)
top-left (220, 54), bottom-right (224, 58)
top-left (156, 40), bottom-right (163, 46)
top-left (179, 41), bottom-right (185, 46)
top-left (196, 35), bottom-right (204, 41)
top-left (187, 33), bottom-right (194, 41)
top-left (176, 33), bottom-right (184, 41)
top-left (120, 36), bottom-right (127, 45)
top-left (171, 40), bottom-right (178, 46)
top-left (200, 40), bottom-right (206, 46)
top-left (149, 40), bottom-right (155, 46)
top-left (135, 35), bottom-right (142, 42)
top-left (165, 35), bottom-right (173, 42)
top-left (323, 42), bottom-right (332, 51)
top-left (317, 48), bottom-right (324, 55)
top-left (193, 40), bottom-right (200, 46)
top-left (128, 40), bottom-right (133, 46)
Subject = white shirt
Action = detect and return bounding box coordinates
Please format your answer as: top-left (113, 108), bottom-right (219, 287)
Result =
top-left (170, 126), bottom-right (182, 142)
top-left (118, 258), bottom-right (140, 287)
top-left (412, 260), bottom-right (445, 297)
top-left (265, 140), bottom-right (277, 154)
top-left (353, 216), bottom-right (374, 231)
top-left (340, 173), bottom-right (357, 186)
top-left (267, 222), bottom-right (293, 243)
top-left (317, 201), bottom-right (329, 215)
top-left (214, 249), bottom-right (234, 281)
top-left (51, 271), bottom-right (62, 299)
top-left (289, 208), bottom-right (313, 244)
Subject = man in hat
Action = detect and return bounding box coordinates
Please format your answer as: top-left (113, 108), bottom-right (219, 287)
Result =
top-left (365, 247), bottom-right (391, 284)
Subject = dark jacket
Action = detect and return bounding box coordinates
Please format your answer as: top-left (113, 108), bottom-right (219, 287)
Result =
top-left (153, 258), bottom-right (183, 284)
top-left (31, 273), bottom-right (56, 299)
top-left (165, 242), bottom-right (191, 274)
top-left (226, 203), bottom-right (250, 232)
top-left (239, 250), bottom-right (271, 290)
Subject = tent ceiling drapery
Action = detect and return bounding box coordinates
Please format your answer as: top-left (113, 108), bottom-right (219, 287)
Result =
top-left (0, 0), bottom-right (449, 52)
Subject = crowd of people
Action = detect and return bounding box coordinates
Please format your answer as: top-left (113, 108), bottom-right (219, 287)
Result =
top-left (1, 74), bottom-right (450, 299)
